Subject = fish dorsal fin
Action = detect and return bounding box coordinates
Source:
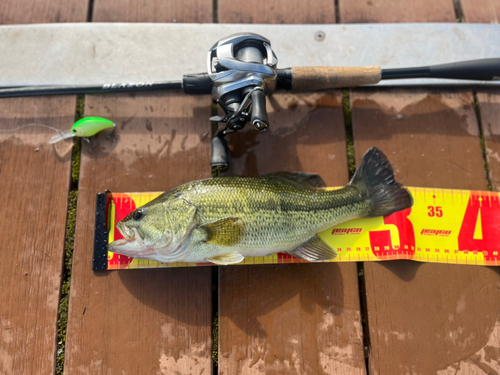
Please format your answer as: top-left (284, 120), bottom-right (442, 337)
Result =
top-left (287, 235), bottom-right (337, 262)
top-left (198, 217), bottom-right (244, 246)
top-left (207, 252), bottom-right (245, 265)
top-left (265, 172), bottom-right (326, 189)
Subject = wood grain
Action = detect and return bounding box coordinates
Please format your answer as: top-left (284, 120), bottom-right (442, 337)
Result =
top-left (292, 67), bottom-right (381, 92)
top-left (0, 3), bottom-right (85, 373)
top-left (0, 0), bottom-right (87, 24)
top-left (218, 0), bottom-right (335, 24)
top-left (351, 88), bottom-right (500, 374)
top-left (221, 93), bottom-right (348, 177)
top-left (219, 92), bottom-right (367, 375)
top-left (462, 0), bottom-right (500, 23)
top-left (0, 97), bottom-right (75, 375)
top-left (339, 0), bottom-right (456, 23)
top-left (477, 89), bottom-right (500, 191)
top-left (64, 92), bottom-right (214, 374)
top-left (92, 0), bottom-right (212, 22)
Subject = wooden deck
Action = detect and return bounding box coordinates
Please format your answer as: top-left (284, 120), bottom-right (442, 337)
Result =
top-left (1, 0), bottom-right (499, 374)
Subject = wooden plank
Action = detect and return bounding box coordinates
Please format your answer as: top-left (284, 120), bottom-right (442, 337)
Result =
top-left (222, 93), bottom-right (348, 176)
top-left (92, 0), bottom-right (212, 22)
top-left (218, 0), bottom-right (336, 23)
top-left (477, 89), bottom-right (500, 191)
top-left (0, 3), bottom-right (85, 374)
top-left (351, 88), bottom-right (500, 374)
top-left (66, 2), bottom-right (215, 372)
top-left (352, 89), bottom-right (488, 190)
top-left (462, 0), bottom-right (500, 23)
top-left (0, 0), bottom-right (87, 24)
top-left (219, 92), bottom-right (367, 374)
top-left (0, 96), bottom-right (75, 375)
top-left (339, 0), bottom-right (455, 23)
top-left (64, 92), bottom-right (214, 374)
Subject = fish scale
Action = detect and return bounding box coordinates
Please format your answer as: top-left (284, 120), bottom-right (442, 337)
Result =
top-left (173, 177), bottom-right (365, 257)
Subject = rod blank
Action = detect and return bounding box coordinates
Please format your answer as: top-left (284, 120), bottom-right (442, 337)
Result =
top-left (381, 58), bottom-right (500, 81)
top-left (0, 81), bottom-right (183, 98)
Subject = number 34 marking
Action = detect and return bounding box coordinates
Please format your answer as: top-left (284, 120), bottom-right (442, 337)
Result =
top-left (428, 206), bottom-right (443, 217)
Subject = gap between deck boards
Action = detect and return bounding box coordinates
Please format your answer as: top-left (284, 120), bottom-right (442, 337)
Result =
top-left (55, 96), bottom-right (84, 375)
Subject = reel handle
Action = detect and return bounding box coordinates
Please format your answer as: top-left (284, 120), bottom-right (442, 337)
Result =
top-left (250, 89), bottom-right (269, 131)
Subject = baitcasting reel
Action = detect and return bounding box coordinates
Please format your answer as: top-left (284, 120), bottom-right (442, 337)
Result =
top-left (183, 33), bottom-right (283, 170)
top-left (206, 33), bottom-right (280, 170)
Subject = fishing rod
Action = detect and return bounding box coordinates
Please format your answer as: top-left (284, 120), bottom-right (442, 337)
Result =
top-left (2, 33), bottom-right (499, 169)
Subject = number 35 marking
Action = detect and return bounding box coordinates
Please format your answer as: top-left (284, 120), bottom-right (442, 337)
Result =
top-left (428, 206), bottom-right (443, 217)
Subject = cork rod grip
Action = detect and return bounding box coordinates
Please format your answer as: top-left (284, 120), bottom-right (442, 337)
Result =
top-left (291, 66), bottom-right (381, 91)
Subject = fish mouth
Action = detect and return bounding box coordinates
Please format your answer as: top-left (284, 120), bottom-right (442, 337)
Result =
top-left (108, 223), bottom-right (154, 258)
top-left (108, 222), bottom-right (186, 263)
top-left (117, 222), bottom-right (134, 240)
top-left (115, 222), bottom-right (146, 247)
top-left (108, 237), bottom-right (156, 258)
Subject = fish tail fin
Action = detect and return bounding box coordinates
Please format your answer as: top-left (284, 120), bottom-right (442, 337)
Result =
top-left (349, 147), bottom-right (413, 218)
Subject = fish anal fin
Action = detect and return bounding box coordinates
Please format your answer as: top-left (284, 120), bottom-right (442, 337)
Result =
top-left (198, 217), bottom-right (244, 246)
top-left (265, 172), bottom-right (326, 189)
top-left (287, 235), bottom-right (337, 262)
top-left (207, 252), bottom-right (245, 265)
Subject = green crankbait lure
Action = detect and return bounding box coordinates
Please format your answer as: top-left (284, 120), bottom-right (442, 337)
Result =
top-left (49, 117), bottom-right (115, 144)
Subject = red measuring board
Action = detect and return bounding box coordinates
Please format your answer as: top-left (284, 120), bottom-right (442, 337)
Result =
top-left (92, 188), bottom-right (500, 270)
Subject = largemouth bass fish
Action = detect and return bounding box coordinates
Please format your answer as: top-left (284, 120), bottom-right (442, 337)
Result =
top-left (108, 148), bottom-right (413, 265)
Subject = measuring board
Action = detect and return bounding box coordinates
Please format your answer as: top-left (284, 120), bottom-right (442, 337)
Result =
top-left (92, 188), bottom-right (500, 270)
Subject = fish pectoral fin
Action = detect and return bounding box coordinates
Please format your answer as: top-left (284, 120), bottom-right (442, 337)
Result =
top-left (287, 235), bottom-right (338, 262)
top-left (198, 217), bottom-right (244, 246)
top-left (207, 252), bottom-right (245, 265)
top-left (264, 172), bottom-right (326, 189)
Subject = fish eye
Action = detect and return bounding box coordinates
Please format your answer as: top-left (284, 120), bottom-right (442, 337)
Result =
top-left (133, 210), bottom-right (144, 221)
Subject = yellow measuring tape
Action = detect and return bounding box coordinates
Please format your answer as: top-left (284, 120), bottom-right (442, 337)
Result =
top-left (101, 187), bottom-right (500, 270)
